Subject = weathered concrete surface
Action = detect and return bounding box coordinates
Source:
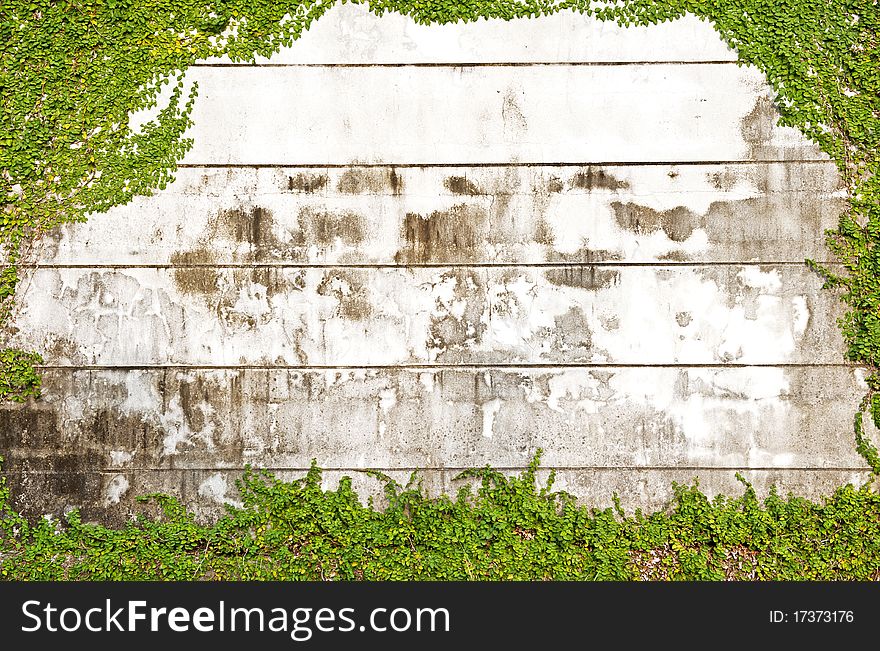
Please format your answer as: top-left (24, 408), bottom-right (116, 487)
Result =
top-left (11, 265), bottom-right (843, 366)
top-left (2, 366), bottom-right (867, 470)
top-left (38, 163), bottom-right (844, 265)
top-left (179, 64), bottom-right (822, 165)
top-left (2, 4), bottom-right (865, 521)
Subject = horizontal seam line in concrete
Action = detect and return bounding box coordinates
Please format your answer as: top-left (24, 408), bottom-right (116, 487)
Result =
top-left (190, 60), bottom-right (740, 68)
top-left (176, 159), bottom-right (832, 168)
top-left (4, 467), bottom-right (869, 473)
top-left (34, 363), bottom-right (857, 370)
top-left (22, 262), bottom-right (837, 269)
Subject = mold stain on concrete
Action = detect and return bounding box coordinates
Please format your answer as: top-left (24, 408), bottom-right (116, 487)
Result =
top-left (296, 207), bottom-right (366, 246)
top-left (287, 172), bottom-right (329, 193)
top-left (178, 376), bottom-right (208, 433)
top-left (741, 94), bottom-right (779, 159)
top-left (569, 166), bottom-right (630, 191)
top-left (395, 204), bottom-right (487, 264)
top-left (544, 266), bottom-right (620, 291)
top-left (170, 249), bottom-right (220, 295)
top-left (317, 270), bottom-right (373, 320)
top-left (611, 202), bottom-right (702, 243)
top-left (532, 307), bottom-right (593, 362)
top-left (337, 167), bottom-right (404, 195)
top-left (545, 246), bottom-right (623, 264)
top-left (217, 206), bottom-right (276, 255)
top-left (444, 175), bottom-right (483, 195)
top-left (546, 176), bottom-right (565, 193)
top-left (707, 167), bottom-right (745, 191)
top-left (501, 87), bottom-right (528, 138)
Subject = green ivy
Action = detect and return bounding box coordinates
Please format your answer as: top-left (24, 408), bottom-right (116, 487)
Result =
top-left (0, 348), bottom-right (42, 402)
top-left (1, 0), bottom-right (879, 579)
top-left (3, 452), bottom-right (880, 580)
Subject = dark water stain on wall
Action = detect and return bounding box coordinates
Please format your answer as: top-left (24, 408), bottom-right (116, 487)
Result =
top-left (546, 176), bottom-right (565, 193)
top-left (0, 400), bottom-right (157, 522)
top-left (611, 201), bottom-right (704, 242)
top-left (44, 334), bottom-right (80, 365)
top-left (545, 246), bottom-right (623, 264)
top-left (444, 175), bottom-right (483, 195)
top-left (569, 167), bottom-right (630, 191)
top-left (707, 167), bottom-right (746, 191)
top-left (544, 266), bottom-right (620, 290)
top-left (287, 172), bottom-right (329, 193)
top-left (396, 204), bottom-right (487, 264)
top-left (337, 167), bottom-right (404, 195)
top-left (317, 269), bottom-right (373, 320)
top-left (170, 249), bottom-right (220, 295)
top-left (296, 207), bottom-right (365, 246)
top-left (613, 194), bottom-right (840, 260)
top-left (528, 307), bottom-right (593, 362)
top-left (611, 202), bottom-right (701, 243)
top-left (741, 94), bottom-right (779, 160)
top-left (216, 206), bottom-right (278, 257)
top-left (187, 204), bottom-right (370, 266)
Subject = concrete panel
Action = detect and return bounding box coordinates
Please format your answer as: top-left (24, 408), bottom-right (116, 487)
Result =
top-left (12, 265), bottom-right (843, 366)
top-left (37, 163), bottom-right (844, 265)
top-left (179, 64), bottom-right (823, 165)
top-left (0, 367), bottom-right (866, 474)
top-left (201, 4), bottom-right (738, 65)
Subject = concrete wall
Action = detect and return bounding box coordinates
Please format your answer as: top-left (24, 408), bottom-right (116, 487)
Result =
top-left (3, 5), bottom-right (868, 521)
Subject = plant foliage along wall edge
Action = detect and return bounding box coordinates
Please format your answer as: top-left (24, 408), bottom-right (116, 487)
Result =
top-left (0, 0), bottom-right (878, 579)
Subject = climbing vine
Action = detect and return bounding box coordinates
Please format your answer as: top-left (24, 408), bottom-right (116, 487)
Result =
top-left (3, 452), bottom-right (880, 580)
top-left (1, 0), bottom-right (879, 578)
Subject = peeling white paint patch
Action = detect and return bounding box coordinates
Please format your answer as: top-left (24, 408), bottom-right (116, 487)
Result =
top-left (481, 399), bottom-right (502, 438)
top-left (197, 473), bottom-right (242, 507)
top-left (546, 371), bottom-right (603, 413)
top-left (120, 372), bottom-right (162, 414)
top-left (159, 408), bottom-right (194, 456)
top-left (379, 388), bottom-right (398, 413)
top-left (855, 367), bottom-right (871, 391)
top-left (791, 296), bottom-right (810, 337)
top-left (419, 371), bottom-right (435, 393)
top-left (109, 450), bottom-right (133, 466)
top-left (738, 267), bottom-right (782, 291)
top-left (103, 475), bottom-right (129, 506)
top-left (773, 453), bottom-right (795, 466)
